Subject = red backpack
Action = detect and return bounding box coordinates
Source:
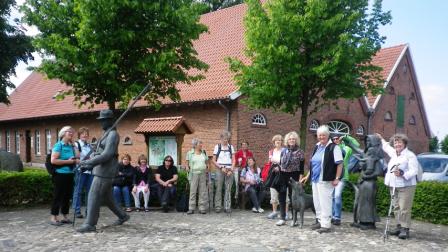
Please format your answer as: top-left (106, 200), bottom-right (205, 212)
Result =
top-left (261, 162), bottom-right (271, 182)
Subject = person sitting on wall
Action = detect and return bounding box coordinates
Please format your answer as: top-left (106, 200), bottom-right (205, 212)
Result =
top-left (240, 157), bottom-right (265, 213)
top-left (131, 154), bottom-right (153, 212)
top-left (155, 155), bottom-right (178, 212)
top-left (113, 154), bottom-right (135, 212)
top-left (234, 140), bottom-right (254, 200)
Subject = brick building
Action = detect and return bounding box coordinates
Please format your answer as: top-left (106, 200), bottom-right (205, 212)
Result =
top-left (0, 4), bottom-right (430, 167)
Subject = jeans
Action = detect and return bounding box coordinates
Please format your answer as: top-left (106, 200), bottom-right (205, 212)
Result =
top-left (332, 180), bottom-right (345, 220)
top-left (113, 185), bottom-right (131, 208)
top-left (157, 184), bottom-right (177, 206)
top-left (72, 170), bottom-right (94, 214)
top-left (247, 185), bottom-right (265, 209)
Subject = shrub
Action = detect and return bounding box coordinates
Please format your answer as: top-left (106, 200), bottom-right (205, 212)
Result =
top-left (0, 169), bottom-right (53, 207)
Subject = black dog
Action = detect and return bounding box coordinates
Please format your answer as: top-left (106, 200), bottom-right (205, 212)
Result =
top-left (289, 178), bottom-right (315, 228)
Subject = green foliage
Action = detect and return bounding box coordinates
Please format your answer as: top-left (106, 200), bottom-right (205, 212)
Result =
top-left (429, 136), bottom-right (439, 153)
top-left (0, 169), bottom-right (53, 207)
top-left (0, 0), bottom-right (34, 104)
top-left (198, 0), bottom-right (243, 13)
top-left (341, 174), bottom-right (448, 225)
top-left (21, 0), bottom-right (208, 109)
top-left (441, 135), bottom-right (448, 154)
top-left (227, 0), bottom-right (391, 149)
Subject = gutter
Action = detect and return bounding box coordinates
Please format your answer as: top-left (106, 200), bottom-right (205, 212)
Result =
top-left (366, 108), bottom-right (374, 135)
top-left (218, 100), bottom-right (231, 132)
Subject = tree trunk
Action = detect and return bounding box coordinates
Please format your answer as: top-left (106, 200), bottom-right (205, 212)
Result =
top-left (107, 100), bottom-right (115, 110)
top-left (299, 91), bottom-right (309, 151)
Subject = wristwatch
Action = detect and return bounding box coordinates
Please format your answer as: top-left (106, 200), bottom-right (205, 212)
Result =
top-left (335, 176), bottom-right (341, 180)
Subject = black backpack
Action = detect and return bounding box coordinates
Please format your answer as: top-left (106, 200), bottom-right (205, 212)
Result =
top-left (216, 144), bottom-right (232, 158)
top-left (45, 150), bottom-right (63, 176)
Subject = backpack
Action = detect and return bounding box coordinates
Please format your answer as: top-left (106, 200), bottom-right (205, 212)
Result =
top-left (45, 143), bottom-right (74, 176)
top-left (216, 143), bottom-right (232, 159)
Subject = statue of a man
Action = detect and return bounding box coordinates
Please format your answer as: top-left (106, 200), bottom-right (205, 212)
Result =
top-left (77, 109), bottom-right (130, 233)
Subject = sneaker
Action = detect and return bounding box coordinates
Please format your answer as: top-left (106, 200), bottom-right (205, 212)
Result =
top-left (310, 222), bottom-right (321, 230)
top-left (252, 207), bottom-right (258, 213)
top-left (75, 213), bottom-right (84, 219)
top-left (398, 228), bottom-right (410, 239)
top-left (144, 207), bottom-right (150, 212)
top-left (332, 219), bottom-right (341, 226)
top-left (135, 207), bottom-right (141, 212)
top-left (257, 208), bottom-right (264, 213)
top-left (125, 208), bottom-right (132, 212)
top-left (317, 227), bottom-right (331, 233)
top-left (267, 212), bottom-right (278, 219)
top-left (187, 210), bottom-right (194, 215)
top-left (276, 219), bottom-right (286, 226)
top-left (199, 210), bottom-right (206, 214)
top-left (215, 208), bottom-right (222, 213)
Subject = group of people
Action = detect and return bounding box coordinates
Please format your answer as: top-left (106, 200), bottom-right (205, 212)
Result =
top-left (48, 122), bottom-right (418, 239)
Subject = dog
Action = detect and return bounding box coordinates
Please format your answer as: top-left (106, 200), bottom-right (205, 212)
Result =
top-left (289, 178), bottom-right (315, 228)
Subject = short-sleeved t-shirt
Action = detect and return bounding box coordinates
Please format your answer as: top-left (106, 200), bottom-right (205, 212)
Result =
top-left (234, 149), bottom-right (253, 168)
top-left (213, 144), bottom-right (235, 168)
top-left (52, 141), bottom-right (76, 174)
top-left (156, 165), bottom-right (178, 182)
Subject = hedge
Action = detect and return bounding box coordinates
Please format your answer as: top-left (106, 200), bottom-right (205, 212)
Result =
top-left (1, 169), bottom-right (447, 225)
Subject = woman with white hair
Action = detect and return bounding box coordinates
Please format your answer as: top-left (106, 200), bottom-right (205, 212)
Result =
top-left (186, 138), bottom-right (209, 214)
top-left (274, 131), bottom-right (305, 226)
top-left (49, 126), bottom-right (80, 226)
top-left (302, 125), bottom-right (343, 233)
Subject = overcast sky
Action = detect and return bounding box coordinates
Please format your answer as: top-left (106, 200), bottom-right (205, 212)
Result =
top-left (8, 1), bottom-right (448, 141)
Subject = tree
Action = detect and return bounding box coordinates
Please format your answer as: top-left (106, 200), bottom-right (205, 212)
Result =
top-left (227, 0), bottom-right (391, 149)
top-left (21, 0), bottom-right (208, 109)
top-left (199, 0), bottom-right (243, 13)
top-left (441, 135), bottom-right (448, 155)
top-left (0, 0), bottom-right (33, 104)
top-left (429, 136), bottom-right (439, 153)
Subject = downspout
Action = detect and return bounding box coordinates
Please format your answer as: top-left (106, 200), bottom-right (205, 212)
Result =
top-left (218, 100), bottom-right (231, 132)
top-left (366, 108), bottom-right (374, 135)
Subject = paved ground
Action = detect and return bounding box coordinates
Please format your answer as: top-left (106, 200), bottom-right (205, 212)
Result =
top-left (0, 207), bottom-right (447, 252)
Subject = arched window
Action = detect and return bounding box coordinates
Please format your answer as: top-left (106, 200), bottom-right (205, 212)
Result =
top-left (409, 115), bottom-right (416, 125)
top-left (328, 121), bottom-right (350, 135)
top-left (309, 119), bottom-right (319, 131)
top-left (356, 125), bottom-right (365, 136)
top-left (384, 111), bottom-right (393, 121)
top-left (123, 136), bottom-right (133, 145)
top-left (251, 113), bottom-right (267, 126)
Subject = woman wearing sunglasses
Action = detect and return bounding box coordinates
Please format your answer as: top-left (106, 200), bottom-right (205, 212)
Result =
top-left (155, 155), bottom-right (178, 212)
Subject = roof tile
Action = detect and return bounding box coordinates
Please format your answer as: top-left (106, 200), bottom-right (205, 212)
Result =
top-left (134, 116), bottom-right (193, 134)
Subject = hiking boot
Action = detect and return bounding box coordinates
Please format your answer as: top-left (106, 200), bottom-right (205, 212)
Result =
top-left (388, 224), bottom-right (401, 236)
top-left (76, 224), bottom-right (96, 233)
top-left (317, 227), bottom-right (331, 234)
top-left (113, 214), bottom-right (130, 226)
top-left (267, 212), bottom-right (278, 219)
top-left (398, 228), bottom-right (410, 239)
top-left (310, 222), bottom-right (321, 230)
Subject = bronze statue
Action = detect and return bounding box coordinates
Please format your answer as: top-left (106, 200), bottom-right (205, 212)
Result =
top-left (77, 110), bottom-right (130, 233)
top-left (348, 134), bottom-right (384, 230)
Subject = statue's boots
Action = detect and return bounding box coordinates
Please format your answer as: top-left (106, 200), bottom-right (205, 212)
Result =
top-left (76, 224), bottom-right (96, 233)
top-left (398, 228), bottom-right (410, 239)
top-left (359, 222), bottom-right (376, 230)
top-left (112, 214), bottom-right (130, 226)
top-left (388, 224), bottom-right (401, 236)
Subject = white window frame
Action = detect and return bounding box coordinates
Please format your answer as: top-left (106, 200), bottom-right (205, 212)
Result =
top-left (251, 113), bottom-right (267, 126)
top-left (356, 125), bottom-right (365, 136)
top-left (35, 130), bottom-right (41, 155)
top-left (328, 121), bottom-right (351, 135)
top-left (15, 131), bottom-right (20, 154)
top-left (6, 131), bottom-right (10, 152)
top-left (309, 119), bottom-right (319, 131)
top-left (45, 129), bottom-right (52, 154)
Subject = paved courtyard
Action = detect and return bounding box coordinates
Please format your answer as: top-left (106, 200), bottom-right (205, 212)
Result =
top-left (0, 207), bottom-right (447, 252)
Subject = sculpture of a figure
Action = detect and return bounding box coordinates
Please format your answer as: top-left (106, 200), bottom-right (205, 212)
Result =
top-left (77, 110), bottom-right (130, 233)
top-left (347, 134), bottom-right (384, 230)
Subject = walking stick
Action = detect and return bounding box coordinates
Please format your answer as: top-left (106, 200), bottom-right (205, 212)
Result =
top-left (224, 170), bottom-right (232, 217)
top-left (383, 164), bottom-right (399, 242)
top-left (207, 171), bottom-right (212, 213)
top-left (73, 167), bottom-right (82, 227)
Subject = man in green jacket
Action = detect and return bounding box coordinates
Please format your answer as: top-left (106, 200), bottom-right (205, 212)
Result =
top-left (331, 134), bottom-right (360, 225)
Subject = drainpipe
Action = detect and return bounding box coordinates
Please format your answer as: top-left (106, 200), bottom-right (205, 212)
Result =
top-left (366, 108), bottom-right (374, 135)
top-left (218, 100), bottom-right (231, 132)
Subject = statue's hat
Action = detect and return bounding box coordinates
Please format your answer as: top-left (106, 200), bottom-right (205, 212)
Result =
top-left (96, 109), bottom-right (114, 120)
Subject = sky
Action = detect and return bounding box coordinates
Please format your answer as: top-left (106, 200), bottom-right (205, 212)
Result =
top-left (8, 1), bottom-right (448, 141)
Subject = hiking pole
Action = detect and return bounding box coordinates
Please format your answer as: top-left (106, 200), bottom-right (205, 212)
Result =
top-left (383, 164), bottom-right (399, 242)
top-left (207, 171), bottom-right (211, 213)
top-left (73, 167), bottom-right (82, 227)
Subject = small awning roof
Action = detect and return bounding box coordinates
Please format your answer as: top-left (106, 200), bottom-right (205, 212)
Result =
top-left (134, 116), bottom-right (193, 134)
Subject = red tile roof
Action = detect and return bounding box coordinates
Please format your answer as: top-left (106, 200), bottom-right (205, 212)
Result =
top-left (134, 116), bottom-right (193, 134)
top-left (0, 3), bottom-right (405, 121)
top-left (367, 44), bottom-right (407, 106)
